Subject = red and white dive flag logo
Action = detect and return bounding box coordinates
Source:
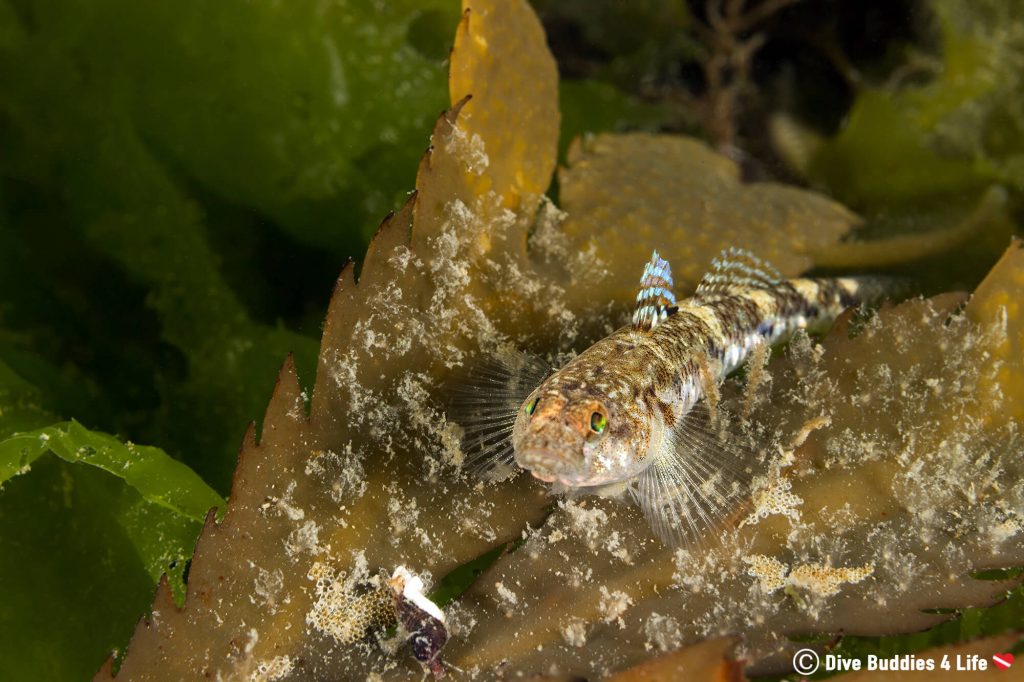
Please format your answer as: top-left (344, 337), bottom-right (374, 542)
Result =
top-left (992, 653), bottom-right (1014, 671)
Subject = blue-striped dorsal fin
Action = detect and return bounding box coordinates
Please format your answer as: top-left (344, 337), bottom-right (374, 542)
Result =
top-left (633, 250), bottom-right (677, 331)
top-left (696, 247), bottom-right (782, 295)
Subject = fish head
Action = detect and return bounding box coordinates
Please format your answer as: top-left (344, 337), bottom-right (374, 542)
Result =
top-left (511, 378), bottom-right (652, 487)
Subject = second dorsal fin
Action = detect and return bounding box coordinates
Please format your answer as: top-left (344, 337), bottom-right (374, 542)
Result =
top-left (633, 251), bottom-right (677, 331)
top-left (696, 247), bottom-right (782, 295)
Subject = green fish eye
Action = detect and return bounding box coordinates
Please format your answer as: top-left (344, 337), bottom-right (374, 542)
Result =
top-left (590, 411), bottom-right (607, 434)
top-left (525, 397), bottom-right (539, 416)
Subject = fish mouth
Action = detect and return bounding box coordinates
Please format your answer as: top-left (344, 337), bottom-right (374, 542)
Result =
top-left (515, 447), bottom-right (584, 485)
top-left (516, 448), bottom-right (607, 487)
top-left (530, 470), bottom-right (559, 484)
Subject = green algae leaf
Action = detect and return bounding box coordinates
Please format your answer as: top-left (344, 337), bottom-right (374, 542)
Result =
top-left (0, 457), bottom-right (165, 682)
top-left (1, 0), bottom-right (458, 255)
top-left (73, 123), bottom-right (322, 493)
top-left (100, 0), bottom-right (460, 252)
top-left (0, 420), bottom-right (223, 523)
top-left (0, 363), bottom-right (223, 680)
top-left (0, 67), bottom-right (320, 494)
top-left (0, 359), bottom-right (225, 592)
top-left (769, 0), bottom-right (1024, 287)
top-left (808, 90), bottom-right (988, 211)
top-left (804, 0), bottom-right (1024, 212)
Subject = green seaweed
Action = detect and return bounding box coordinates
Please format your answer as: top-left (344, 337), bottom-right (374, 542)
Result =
top-left (805, 0), bottom-right (1024, 216)
top-left (0, 457), bottom-right (161, 681)
top-left (0, 361), bottom-right (223, 679)
top-left (0, 419), bottom-right (222, 523)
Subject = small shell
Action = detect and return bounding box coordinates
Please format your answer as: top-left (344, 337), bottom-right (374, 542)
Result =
top-left (389, 566), bottom-right (449, 678)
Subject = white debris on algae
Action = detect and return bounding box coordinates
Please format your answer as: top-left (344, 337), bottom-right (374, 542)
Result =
top-left (788, 562), bottom-right (875, 597)
top-left (741, 474), bottom-right (803, 526)
top-left (561, 618), bottom-right (588, 647)
top-left (494, 581), bottom-right (519, 616)
top-left (250, 655), bottom-right (294, 681)
top-left (305, 555), bottom-right (393, 645)
top-left (598, 586), bottom-right (633, 628)
top-left (744, 554), bottom-right (874, 597)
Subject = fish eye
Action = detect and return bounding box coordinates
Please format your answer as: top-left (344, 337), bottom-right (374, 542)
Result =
top-left (590, 411), bottom-right (607, 434)
top-left (525, 396), bottom-right (539, 416)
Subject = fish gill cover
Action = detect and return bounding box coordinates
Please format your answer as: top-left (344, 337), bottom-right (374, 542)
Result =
top-left (0, 0), bottom-right (1022, 680)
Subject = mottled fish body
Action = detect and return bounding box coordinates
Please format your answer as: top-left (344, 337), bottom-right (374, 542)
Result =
top-left (454, 249), bottom-right (889, 545)
top-left (516, 258), bottom-right (863, 483)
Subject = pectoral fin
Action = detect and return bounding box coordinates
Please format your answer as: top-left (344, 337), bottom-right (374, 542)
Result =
top-left (632, 401), bottom-right (762, 547)
top-left (446, 349), bottom-right (552, 481)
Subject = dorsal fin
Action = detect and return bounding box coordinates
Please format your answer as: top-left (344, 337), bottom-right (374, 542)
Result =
top-left (633, 250), bottom-right (677, 331)
top-left (696, 247), bottom-right (782, 295)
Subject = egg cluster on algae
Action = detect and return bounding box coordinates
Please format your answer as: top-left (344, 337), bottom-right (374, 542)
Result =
top-left (98, 1), bottom-right (1022, 680)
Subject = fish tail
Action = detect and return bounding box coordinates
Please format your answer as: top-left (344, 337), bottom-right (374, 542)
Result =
top-left (787, 275), bottom-right (911, 332)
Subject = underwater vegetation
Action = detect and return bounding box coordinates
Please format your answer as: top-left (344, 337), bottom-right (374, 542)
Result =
top-left (1, 0), bottom-right (1023, 680)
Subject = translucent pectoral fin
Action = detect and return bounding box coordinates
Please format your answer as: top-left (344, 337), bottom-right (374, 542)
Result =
top-left (446, 349), bottom-right (552, 481)
top-left (632, 402), bottom-right (761, 547)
